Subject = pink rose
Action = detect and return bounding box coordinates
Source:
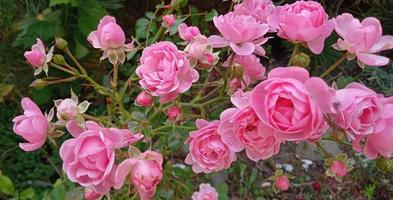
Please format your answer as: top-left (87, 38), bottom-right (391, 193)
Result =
top-left (185, 119), bottom-right (236, 173)
top-left (233, 0), bottom-right (275, 24)
top-left (24, 38), bottom-right (53, 75)
top-left (232, 54), bottom-right (266, 82)
top-left (186, 35), bottom-right (218, 68)
top-left (351, 96), bottom-right (393, 159)
top-left (178, 23), bottom-right (200, 42)
top-left (135, 91), bottom-right (153, 107)
top-left (330, 160), bottom-right (347, 177)
top-left (115, 150), bottom-right (163, 200)
top-left (250, 67), bottom-right (334, 141)
top-left (12, 98), bottom-right (49, 151)
top-left (218, 91), bottom-right (281, 161)
top-left (334, 13), bottom-right (393, 66)
top-left (136, 41), bottom-right (199, 103)
top-left (332, 83), bottom-right (383, 136)
top-left (209, 12), bottom-right (270, 56)
top-left (84, 187), bottom-right (102, 200)
top-left (192, 183), bottom-right (218, 200)
top-left (166, 105), bottom-right (181, 120)
top-left (60, 121), bottom-right (143, 194)
top-left (162, 14), bottom-right (176, 28)
top-left (274, 175), bottom-right (290, 191)
top-left (267, 1), bottom-right (334, 54)
top-left (88, 16), bottom-right (134, 65)
top-left (228, 77), bottom-right (248, 91)
top-left (57, 99), bottom-right (78, 120)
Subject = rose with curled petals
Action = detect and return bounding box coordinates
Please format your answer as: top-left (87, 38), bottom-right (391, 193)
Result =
top-left (334, 13), bottom-right (393, 67)
top-left (233, 0), bottom-right (275, 24)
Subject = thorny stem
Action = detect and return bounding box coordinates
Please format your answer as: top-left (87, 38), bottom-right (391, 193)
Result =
top-left (320, 53), bottom-right (347, 78)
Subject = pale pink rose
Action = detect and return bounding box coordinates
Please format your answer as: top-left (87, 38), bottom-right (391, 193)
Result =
top-left (57, 99), bottom-right (78, 120)
top-left (12, 98), bottom-right (49, 151)
top-left (85, 187), bottom-right (102, 200)
top-left (209, 12), bottom-right (270, 56)
top-left (186, 35), bottom-right (218, 68)
top-left (233, 54), bottom-right (266, 82)
top-left (274, 175), bottom-right (290, 191)
top-left (218, 91), bottom-right (282, 161)
top-left (178, 23), bottom-right (200, 42)
top-left (136, 41), bottom-right (199, 103)
top-left (115, 150), bottom-right (163, 200)
top-left (192, 183), bottom-right (218, 200)
top-left (162, 14), bottom-right (176, 28)
top-left (331, 83), bottom-right (383, 136)
top-left (135, 91), bottom-right (153, 107)
top-left (233, 0), bottom-right (275, 24)
top-left (351, 96), bottom-right (393, 159)
top-left (334, 13), bottom-right (393, 66)
top-left (60, 121), bottom-right (143, 194)
top-left (250, 67), bottom-right (334, 141)
top-left (88, 16), bottom-right (134, 65)
top-left (330, 160), bottom-right (347, 177)
top-left (267, 1), bottom-right (334, 54)
top-left (166, 105), bottom-right (181, 120)
top-left (24, 38), bottom-right (53, 75)
top-left (185, 119), bottom-right (236, 173)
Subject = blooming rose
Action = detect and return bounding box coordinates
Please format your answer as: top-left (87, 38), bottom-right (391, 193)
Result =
top-left (334, 13), bottom-right (393, 66)
top-left (88, 16), bottom-right (134, 65)
top-left (115, 150), bottom-right (163, 200)
top-left (209, 12), bottom-right (270, 56)
top-left (330, 160), bottom-right (347, 177)
top-left (192, 183), bottom-right (218, 200)
top-left (218, 91), bottom-right (281, 161)
top-left (162, 14), bottom-right (176, 28)
top-left (12, 98), bottom-right (49, 151)
top-left (274, 175), bottom-right (290, 191)
top-left (136, 41), bottom-right (199, 103)
top-left (267, 1), bottom-right (334, 54)
top-left (24, 38), bottom-right (53, 75)
top-left (233, 0), bottom-right (275, 24)
top-left (186, 35), bottom-right (218, 68)
top-left (351, 96), bottom-right (393, 159)
top-left (185, 119), bottom-right (236, 173)
top-left (60, 121), bottom-right (143, 194)
top-left (178, 23), bottom-right (201, 42)
top-left (250, 67), bottom-right (334, 141)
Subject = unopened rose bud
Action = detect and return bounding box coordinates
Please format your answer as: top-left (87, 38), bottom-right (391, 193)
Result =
top-left (135, 91), bottom-right (153, 107)
top-left (166, 105), bottom-right (181, 120)
top-left (292, 52), bottom-right (310, 68)
top-left (274, 175), bottom-right (290, 191)
top-left (162, 14), bottom-right (176, 28)
top-left (29, 79), bottom-right (48, 89)
top-left (55, 37), bottom-right (68, 50)
top-left (53, 54), bottom-right (66, 65)
top-left (331, 160), bottom-right (347, 177)
top-left (84, 187), bottom-right (101, 200)
top-left (312, 181), bottom-right (321, 192)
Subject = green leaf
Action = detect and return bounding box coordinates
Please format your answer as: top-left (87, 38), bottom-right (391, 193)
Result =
top-left (0, 174), bottom-right (14, 196)
top-left (0, 84), bottom-right (13, 102)
top-left (49, 180), bottom-right (66, 200)
top-left (169, 18), bottom-right (187, 36)
top-left (205, 9), bottom-right (218, 22)
top-left (20, 188), bottom-right (35, 200)
top-left (135, 18), bottom-right (150, 39)
top-left (65, 187), bottom-right (84, 200)
top-left (77, 0), bottom-right (108, 36)
top-left (335, 154), bottom-right (348, 162)
top-left (216, 183), bottom-right (229, 200)
top-left (50, 0), bottom-right (71, 7)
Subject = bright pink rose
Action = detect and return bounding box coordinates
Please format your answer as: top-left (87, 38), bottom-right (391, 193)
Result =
top-left (12, 98), bottom-right (49, 151)
top-left (334, 13), bottom-right (393, 66)
top-left (162, 14), bottom-right (176, 28)
top-left (115, 150), bottom-right (163, 200)
top-left (178, 23), bottom-right (201, 42)
top-left (135, 91), bottom-right (153, 107)
top-left (186, 35), bottom-right (218, 68)
top-left (351, 96), bottom-right (393, 159)
top-left (166, 105), bottom-right (181, 120)
top-left (250, 67), bottom-right (334, 141)
top-left (274, 175), bottom-right (290, 191)
top-left (24, 38), bottom-right (46, 68)
top-left (88, 16), bottom-right (134, 65)
top-left (192, 183), bottom-right (218, 200)
top-left (233, 0), bottom-right (275, 24)
top-left (136, 41), bottom-right (199, 103)
top-left (85, 187), bottom-right (102, 200)
top-left (185, 119), bottom-right (236, 173)
top-left (209, 12), bottom-right (270, 56)
top-left (267, 1), bottom-right (334, 54)
top-left (60, 121), bottom-right (143, 194)
top-left (330, 160), bottom-right (347, 177)
top-left (218, 91), bottom-right (281, 161)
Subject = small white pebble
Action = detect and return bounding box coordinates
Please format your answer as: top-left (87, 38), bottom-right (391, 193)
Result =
top-left (261, 182), bottom-right (271, 188)
top-left (282, 163), bottom-right (294, 172)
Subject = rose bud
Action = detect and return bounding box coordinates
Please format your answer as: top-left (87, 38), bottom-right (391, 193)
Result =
top-left (331, 160), bottom-right (347, 177)
top-left (312, 181), bottom-right (321, 192)
top-left (166, 105), bottom-right (181, 120)
top-left (135, 91), bottom-right (153, 107)
top-left (162, 14), bottom-right (176, 28)
top-left (274, 175), bottom-right (290, 191)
